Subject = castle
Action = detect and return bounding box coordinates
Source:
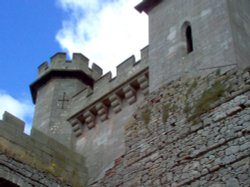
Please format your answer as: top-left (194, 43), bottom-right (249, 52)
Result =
top-left (0, 0), bottom-right (250, 186)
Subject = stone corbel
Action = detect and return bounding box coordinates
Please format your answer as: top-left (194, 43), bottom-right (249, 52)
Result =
top-left (83, 111), bottom-right (96, 129)
top-left (123, 85), bottom-right (136, 105)
top-left (96, 103), bottom-right (109, 121)
top-left (69, 119), bottom-right (82, 138)
top-left (109, 94), bottom-right (122, 113)
top-left (138, 74), bottom-right (149, 95)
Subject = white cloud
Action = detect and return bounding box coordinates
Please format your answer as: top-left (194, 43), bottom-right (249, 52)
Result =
top-left (0, 91), bottom-right (34, 134)
top-left (56, 0), bottom-right (148, 75)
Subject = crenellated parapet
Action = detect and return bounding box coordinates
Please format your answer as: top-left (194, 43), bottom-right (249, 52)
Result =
top-left (30, 52), bottom-right (103, 103)
top-left (68, 46), bottom-right (149, 138)
top-left (38, 52), bottom-right (103, 80)
top-left (0, 111), bottom-right (25, 133)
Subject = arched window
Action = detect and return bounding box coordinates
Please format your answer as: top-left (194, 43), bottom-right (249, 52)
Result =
top-left (186, 25), bottom-right (193, 53)
top-left (182, 21), bottom-right (194, 54)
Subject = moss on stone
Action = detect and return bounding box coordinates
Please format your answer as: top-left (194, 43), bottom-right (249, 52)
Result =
top-left (162, 103), bottom-right (178, 123)
top-left (183, 79), bottom-right (198, 117)
top-left (141, 106), bottom-right (151, 125)
top-left (190, 80), bottom-right (225, 122)
top-left (186, 79), bottom-right (198, 96)
top-left (125, 118), bottom-right (137, 131)
top-left (162, 104), bottom-right (170, 123)
top-left (0, 137), bottom-right (85, 186)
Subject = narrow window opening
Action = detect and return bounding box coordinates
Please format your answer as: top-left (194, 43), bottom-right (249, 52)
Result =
top-left (186, 25), bottom-right (193, 53)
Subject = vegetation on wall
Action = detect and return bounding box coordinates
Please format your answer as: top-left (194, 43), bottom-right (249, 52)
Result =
top-left (188, 79), bottom-right (226, 123)
top-left (141, 105), bottom-right (151, 125)
top-left (184, 79), bottom-right (198, 116)
top-left (193, 80), bottom-right (224, 115)
top-left (0, 137), bottom-right (84, 187)
top-left (162, 103), bottom-right (177, 123)
top-left (162, 104), bottom-right (170, 123)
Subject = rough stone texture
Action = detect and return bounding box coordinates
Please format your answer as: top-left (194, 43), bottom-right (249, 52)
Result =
top-left (30, 45), bottom-right (149, 183)
top-left (90, 68), bottom-right (250, 187)
top-left (32, 78), bottom-right (86, 147)
top-left (227, 0), bottom-right (250, 69)
top-left (148, 0), bottom-right (250, 92)
top-left (24, 0), bottom-right (250, 185)
top-left (0, 0), bottom-right (249, 186)
top-left (0, 112), bottom-right (88, 187)
top-left (0, 154), bottom-right (70, 187)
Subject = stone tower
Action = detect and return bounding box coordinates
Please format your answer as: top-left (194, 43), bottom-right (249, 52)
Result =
top-left (136, 0), bottom-right (250, 91)
top-left (27, 0), bottom-right (250, 184)
top-left (30, 53), bottom-right (102, 147)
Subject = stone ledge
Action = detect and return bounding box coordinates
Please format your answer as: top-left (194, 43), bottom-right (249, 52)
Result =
top-left (1, 112), bottom-right (25, 132)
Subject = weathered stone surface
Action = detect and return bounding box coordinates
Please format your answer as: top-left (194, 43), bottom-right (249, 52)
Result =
top-left (3, 0), bottom-right (250, 186)
top-left (0, 116), bottom-right (88, 187)
top-left (226, 178), bottom-right (240, 187)
top-left (90, 68), bottom-right (250, 186)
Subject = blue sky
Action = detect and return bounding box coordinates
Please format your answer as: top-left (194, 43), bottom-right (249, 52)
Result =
top-left (0, 1), bottom-right (62, 97)
top-left (0, 0), bottom-right (147, 133)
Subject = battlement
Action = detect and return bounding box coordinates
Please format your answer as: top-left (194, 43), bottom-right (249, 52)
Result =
top-left (30, 52), bottom-right (105, 103)
top-left (0, 112), bottom-right (88, 186)
top-left (38, 52), bottom-right (103, 80)
top-left (69, 46), bottom-right (149, 115)
top-left (1, 111), bottom-right (25, 132)
top-left (67, 46), bottom-right (149, 138)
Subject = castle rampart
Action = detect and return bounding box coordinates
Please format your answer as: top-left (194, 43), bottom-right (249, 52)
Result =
top-left (90, 67), bottom-right (250, 187)
top-left (31, 53), bottom-right (104, 103)
top-left (22, 0), bottom-right (250, 185)
top-left (0, 112), bottom-right (88, 187)
top-left (29, 45), bottom-right (150, 182)
top-left (38, 52), bottom-right (103, 79)
top-left (67, 46), bottom-right (149, 138)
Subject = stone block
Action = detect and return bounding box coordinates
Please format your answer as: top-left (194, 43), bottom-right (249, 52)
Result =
top-left (91, 63), bottom-right (103, 80)
top-left (138, 74), bottom-right (149, 95)
top-left (225, 146), bottom-right (240, 156)
top-left (38, 62), bottom-right (49, 76)
top-left (96, 103), bottom-right (108, 121)
top-left (123, 85), bottom-right (136, 105)
top-left (83, 111), bottom-right (96, 129)
top-left (71, 120), bottom-right (82, 138)
top-left (109, 94), bottom-right (122, 113)
top-left (226, 178), bottom-right (240, 187)
top-left (226, 106), bottom-right (242, 116)
top-left (2, 111), bottom-right (25, 132)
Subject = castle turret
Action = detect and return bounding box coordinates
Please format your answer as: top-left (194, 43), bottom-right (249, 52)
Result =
top-left (30, 53), bottom-right (102, 147)
top-left (136, 0), bottom-right (250, 91)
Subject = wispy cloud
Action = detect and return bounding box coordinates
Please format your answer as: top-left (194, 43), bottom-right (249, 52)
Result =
top-left (56, 0), bottom-right (148, 74)
top-left (0, 91), bottom-right (34, 134)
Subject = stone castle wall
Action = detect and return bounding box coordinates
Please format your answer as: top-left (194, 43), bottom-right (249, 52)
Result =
top-left (148, 0), bottom-right (250, 92)
top-left (90, 68), bottom-right (250, 186)
top-left (26, 0), bottom-right (250, 185)
top-left (68, 45), bottom-right (149, 127)
top-left (0, 112), bottom-right (88, 187)
top-left (68, 46), bottom-right (149, 183)
top-left (30, 46), bottom-right (150, 182)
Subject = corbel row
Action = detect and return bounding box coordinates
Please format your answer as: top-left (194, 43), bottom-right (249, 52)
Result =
top-left (70, 73), bottom-right (149, 137)
top-left (138, 74), bottom-right (149, 95)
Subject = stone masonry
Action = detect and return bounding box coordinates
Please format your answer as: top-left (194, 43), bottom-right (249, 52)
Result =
top-left (30, 47), bottom-right (149, 182)
top-left (30, 0), bottom-right (249, 185)
top-left (1, 0), bottom-right (249, 186)
top-left (0, 112), bottom-right (88, 187)
top-left (90, 68), bottom-right (250, 187)
top-left (136, 0), bottom-right (250, 91)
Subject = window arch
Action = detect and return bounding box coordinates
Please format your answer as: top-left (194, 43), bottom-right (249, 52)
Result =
top-left (182, 21), bottom-right (193, 54)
